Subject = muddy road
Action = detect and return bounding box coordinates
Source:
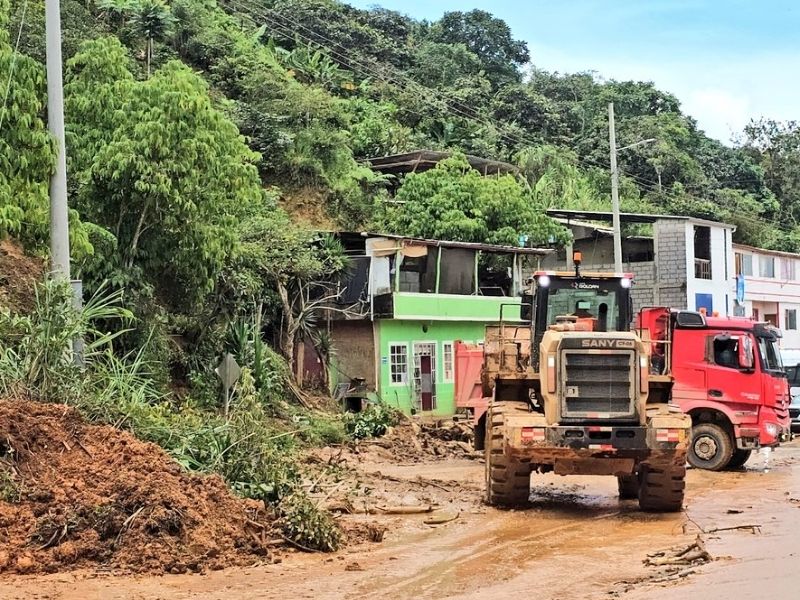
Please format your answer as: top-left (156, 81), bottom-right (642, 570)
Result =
top-left (3, 442), bottom-right (799, 599)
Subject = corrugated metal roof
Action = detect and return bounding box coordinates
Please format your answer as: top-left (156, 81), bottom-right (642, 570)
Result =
top-left (366, 150), bottom-right (518, 176)
top-left (334, 231), bottom-right (552, 255)
top-left (546, 209), bottom-right (735, 229)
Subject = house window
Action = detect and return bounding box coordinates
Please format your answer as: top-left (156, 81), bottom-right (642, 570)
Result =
top-left (786, 309), bottom-right (798, 331)
top-left (780, 258), bottom-right (796, 280)
top-left (442, 342), bottom-right (454, 382)
top-left (752, 308), bottom-right (759, 321)
top-left (389, 344), bottom-right (408, 384)
top-left (693, 226), bottom-right (712, 280)
top-left (735, 252), bottom-right (753, 276)
top-left (760, 256), bottom-right (775, 278)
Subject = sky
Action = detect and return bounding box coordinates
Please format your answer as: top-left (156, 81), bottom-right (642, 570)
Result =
top-left (347, 0), bottom-right (800, 144)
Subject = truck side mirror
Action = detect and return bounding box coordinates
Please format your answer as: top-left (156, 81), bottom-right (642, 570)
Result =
top-left (738, 336), bottom-right (754, 370)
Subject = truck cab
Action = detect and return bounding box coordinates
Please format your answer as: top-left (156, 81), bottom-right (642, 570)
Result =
top-left (638, 308), bottom-right (791, 470)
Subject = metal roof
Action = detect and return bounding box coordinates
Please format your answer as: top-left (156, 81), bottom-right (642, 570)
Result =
top-left (336, 231), bottom-right (552, 255)
top-left (733, 242), bottom-right (800, 260)
top-left (546, 209), bottom-right (735, 229)
top-left (366, 150), bottom-right (518, 176)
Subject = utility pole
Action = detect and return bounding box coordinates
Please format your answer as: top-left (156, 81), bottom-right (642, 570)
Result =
top-left (45, 0), bottom-right (71, 281)
top-left (608, 102), bottom-right (623, 274)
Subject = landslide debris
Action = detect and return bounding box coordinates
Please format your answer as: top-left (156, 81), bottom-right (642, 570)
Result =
top-left (0, 399), bottom-right (281, 575)
top-left (0, 240), bottom-right (43, 314)
top-left (356, 417), bottom-right (478, 462)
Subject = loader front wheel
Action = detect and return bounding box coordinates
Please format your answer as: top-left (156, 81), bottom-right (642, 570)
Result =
top-left (638, 464), bottom-right (686, 512)
top-left (485, 402), bottom-right (531, 507)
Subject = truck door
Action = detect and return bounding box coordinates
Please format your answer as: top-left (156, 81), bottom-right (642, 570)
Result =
top-left (705, 333), bottom-right (760, 410)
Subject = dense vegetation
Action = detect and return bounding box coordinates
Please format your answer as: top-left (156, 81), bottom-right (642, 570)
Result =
top-left (3, 0), bottom-right (800, 547)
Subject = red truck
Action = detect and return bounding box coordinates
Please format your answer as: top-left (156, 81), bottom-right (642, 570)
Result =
top-left (456, 307), bottom-right (792, 471)
top-left (637, 307), bottom-right (791, 470)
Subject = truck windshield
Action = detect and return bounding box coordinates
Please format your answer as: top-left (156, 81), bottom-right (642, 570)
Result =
top-left (758, 337), bottom-right (784, 373)
top-left (545, 286), bottom-right (621, 332)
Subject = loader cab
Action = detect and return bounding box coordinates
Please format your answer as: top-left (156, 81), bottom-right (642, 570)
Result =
top-left (529, 271), bottom-right (634, 368)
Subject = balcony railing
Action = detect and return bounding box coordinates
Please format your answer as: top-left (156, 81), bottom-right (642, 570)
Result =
top-left (694, 258), bottom-right (712, 280)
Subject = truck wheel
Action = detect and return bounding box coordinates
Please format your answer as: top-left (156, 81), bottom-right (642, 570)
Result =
top-left (725, 449), bottom-right (752, 470)
top-left (617, 474), bottom-right (639, 499)
top-left (688, 423), bottom-right (734, 471)
top-left (638, 464), bottom-right (686, 512)
top-left (485, 402), bottom-right (531, 507)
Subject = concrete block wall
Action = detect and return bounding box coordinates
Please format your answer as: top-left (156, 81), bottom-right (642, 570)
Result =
top-left (589, 262), bottom-right (657, 314)
top-left (654, 220), bottom-right (689, 309)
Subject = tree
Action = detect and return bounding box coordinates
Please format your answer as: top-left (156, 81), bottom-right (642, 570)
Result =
top-left (0, 0), bottom-right (53, 242)
top-left (130, 0), bottom-right (176, 76)
top-left (428, 10), bottom-right (529, 86)
top-left (379, 154), bottom-right (569, 246)
top-left (65, 37), bottom-right (265, 303)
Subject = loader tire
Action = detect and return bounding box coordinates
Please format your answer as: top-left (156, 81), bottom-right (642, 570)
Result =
top-left (617, 474), bottom-right (639, 499)
top-left (688, 423), bottom-right (734, 471)
top-left (638, 464), bottom-right (686, 512)
top-left (725, 448), bottom-right (752, 470)
top-left (485, 402), bottom-right (531, 507)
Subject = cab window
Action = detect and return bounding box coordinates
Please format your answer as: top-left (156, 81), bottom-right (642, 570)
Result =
top-left (712, 337), bottom-right (739, 369)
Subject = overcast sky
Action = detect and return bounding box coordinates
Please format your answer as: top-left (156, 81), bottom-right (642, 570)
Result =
top-left (348, 0), bottom-right (799, 144)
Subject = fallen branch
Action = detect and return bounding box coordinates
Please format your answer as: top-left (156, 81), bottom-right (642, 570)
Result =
top-left (278, 533), bottom-right (323, 553)
top-left (645, 536), bottom-right (712, 567)
top-left (424, 510), bottom-right (460, 525)
top-left (706, 524), bottom-right (761, 534)
top-left (370, 505), bottom-right (435, 515)
top-left (114, 505), bottom-right (147, 547)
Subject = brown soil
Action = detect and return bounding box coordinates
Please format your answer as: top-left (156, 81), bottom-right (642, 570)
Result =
top-left (0, 239), bottom-right (43, 313)
top-left (0, 399), bottom-right (281, 575)
top-left (279, 185), bottom-right (337, 230)
top-left (354, 418), bottom-right (478, 462)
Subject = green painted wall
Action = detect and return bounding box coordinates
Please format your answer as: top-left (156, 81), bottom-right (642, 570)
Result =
top-left (377, 319), bottom-right (489, 416)
top-left (392, 292), bottom-right (522, 321)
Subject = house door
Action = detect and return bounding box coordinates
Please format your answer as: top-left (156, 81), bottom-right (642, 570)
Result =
top-left (414, 343), bottom-right (436, 411)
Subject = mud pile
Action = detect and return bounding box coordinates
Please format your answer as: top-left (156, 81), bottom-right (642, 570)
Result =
top-left (361, 418), bottom-right (477, 462)
top-left (0, 399), bottom-right (279, 575)
top-left (0, 240), bottom-right (43, 313)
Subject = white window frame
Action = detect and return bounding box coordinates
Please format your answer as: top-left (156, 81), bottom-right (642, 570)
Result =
top-left (388, 342), bottom-right (409, 386)
top-left (442, 341), bottom-right (455, 383)
top-left (760, 255), bottom-right (775, 278)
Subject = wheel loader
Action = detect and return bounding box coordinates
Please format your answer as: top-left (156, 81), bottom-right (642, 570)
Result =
top-left (476, 257), bottom-right (690, 511)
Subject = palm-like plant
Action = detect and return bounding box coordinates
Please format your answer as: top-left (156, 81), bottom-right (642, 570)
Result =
top-left (129, 0), bottom-right (177, 77)
top-left (96, 0), bottom-right (139, 29)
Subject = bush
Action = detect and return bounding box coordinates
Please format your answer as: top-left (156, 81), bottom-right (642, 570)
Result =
top-left (344, 402), bottom-right (400, 440)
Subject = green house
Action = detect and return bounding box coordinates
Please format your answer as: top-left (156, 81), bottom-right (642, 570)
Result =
top-left (328, 233), bottom-right (550, 416)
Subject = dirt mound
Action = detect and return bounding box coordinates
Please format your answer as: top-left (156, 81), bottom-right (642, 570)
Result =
top-left (0, 239), bottom-right (43, 313)
top-left (0, 399), bottom-right (280, 575)
top-left (358, 419), bottom-right (478, 462)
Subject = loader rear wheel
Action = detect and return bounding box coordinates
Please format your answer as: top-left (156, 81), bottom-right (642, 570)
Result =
top-left (725, 448), bottom-right (752, 470)
top-left (689, 423), bottom-right (734, 471)
top-left (485, 402), bottom-right (531, 507)
top-left (638, 464), bottom-right (686, 512)
top-left (617, 474), bottom-right (639, 499)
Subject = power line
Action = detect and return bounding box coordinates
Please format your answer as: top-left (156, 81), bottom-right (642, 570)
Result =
top-left (225, 1), bottom-right (793, 233)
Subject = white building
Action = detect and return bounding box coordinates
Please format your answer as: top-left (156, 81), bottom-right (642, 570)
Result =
top-left (544, 211), bottom-right (736, 315)
top-left (733, 244), bottom-right (800, 361)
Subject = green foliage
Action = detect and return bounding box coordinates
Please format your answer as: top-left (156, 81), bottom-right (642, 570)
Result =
top-left (277, 490), bottom-right (342, 552)
top-left (66, 37), bottom-right (266, 304)
top-left (344, 402), bottom-right (399, 440)
top-left (0, 0), bottom-right (52, 245)
top-left (379, 154), bottom-right (570, 246)
top-left (0, 279), bottom-right (133, 401)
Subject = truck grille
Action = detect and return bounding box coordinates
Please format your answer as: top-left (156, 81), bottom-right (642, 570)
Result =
top-left (561, 351), bottom-right (636, 420)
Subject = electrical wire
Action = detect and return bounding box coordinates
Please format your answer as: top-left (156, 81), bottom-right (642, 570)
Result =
top-left (225, 0), bottom-right (792, 233)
